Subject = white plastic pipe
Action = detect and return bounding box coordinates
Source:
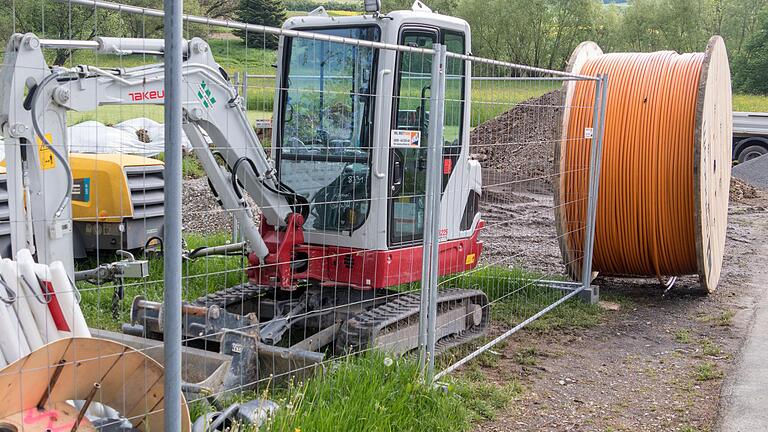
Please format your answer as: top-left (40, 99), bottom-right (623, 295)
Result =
top-left (50, 261), bottom-right (90, 337)
top-left (0, 291), bottom-right (30, 363)
top-left (0, 259), bottom-right (45, 350)
top-left (16, 249), bottom-right (62, 342)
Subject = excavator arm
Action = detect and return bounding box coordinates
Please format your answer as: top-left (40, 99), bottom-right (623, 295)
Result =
top-left (0, 33), bottom-right (305, 277)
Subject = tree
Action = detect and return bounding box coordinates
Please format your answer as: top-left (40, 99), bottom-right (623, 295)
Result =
top-left (235, 0), bottom-right (287, 49)
top-left (382, 0), bottom-right (458, 14)
top-left (733, 10), bottom-right (768, 94)
top-left (0, 2), bottom-right (120, 65)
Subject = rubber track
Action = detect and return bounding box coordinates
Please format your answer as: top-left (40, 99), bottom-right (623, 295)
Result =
top-left (193, 284), bottom-right (268, 307)
top-left (336, 288), bottom-right (490, 355)
top-left (194, 285), bottom-right (491, 355)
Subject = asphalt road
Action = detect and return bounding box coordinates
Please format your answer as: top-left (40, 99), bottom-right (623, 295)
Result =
top-left (717, 241), bottom-right (768, 431)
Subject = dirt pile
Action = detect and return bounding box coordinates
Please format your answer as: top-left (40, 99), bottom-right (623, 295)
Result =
top-left (730, 177), bottom-right (762, 203)
top-left (469, 90), bottom-right (563, 184)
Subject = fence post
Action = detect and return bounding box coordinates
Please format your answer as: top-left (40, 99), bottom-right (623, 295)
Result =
top-left (580, 75), bottom-right (608, 289)
top-left (418, 44), bottom-right (447, 381)
top-left (162, 0), bottom-right (183, 429)
top-left (242, 70), bottom-right (249, 110)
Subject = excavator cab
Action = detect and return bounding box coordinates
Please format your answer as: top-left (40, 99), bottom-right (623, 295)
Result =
top-left (271, 4), bottom-right (484, 290)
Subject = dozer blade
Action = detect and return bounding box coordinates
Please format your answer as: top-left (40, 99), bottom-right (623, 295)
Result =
top-left (336, 288), bottom-right (489, 355)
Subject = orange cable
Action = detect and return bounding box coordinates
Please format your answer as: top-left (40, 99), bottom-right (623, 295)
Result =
top-left (563, 51), bottom-right (705, 278)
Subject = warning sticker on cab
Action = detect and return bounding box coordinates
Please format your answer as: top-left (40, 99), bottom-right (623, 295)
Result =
top-left (390, 130), bottom-right (421, 148)
top-left (36, 134), bottom-right (56, 170)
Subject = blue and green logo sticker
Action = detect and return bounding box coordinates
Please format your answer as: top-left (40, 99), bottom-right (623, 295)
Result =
top-left (197, 81), bottom-right (217, 108)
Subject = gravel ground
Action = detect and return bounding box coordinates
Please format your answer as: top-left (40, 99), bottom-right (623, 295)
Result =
top-left (479, 169), bottom-right (564, 275)
top-left (182, 177), bottom-right (259, 235)
top-left (472, 188), bottom-right (768, 431)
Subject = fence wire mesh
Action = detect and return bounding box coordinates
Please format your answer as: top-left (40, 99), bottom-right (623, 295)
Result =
top-left (0, 1), bottom-right (605, 430)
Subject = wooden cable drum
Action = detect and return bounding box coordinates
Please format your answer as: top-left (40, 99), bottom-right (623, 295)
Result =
top-left (0, 337), bottom-right (191, 431)
top-left (554, 36), bottom-right (732, 292)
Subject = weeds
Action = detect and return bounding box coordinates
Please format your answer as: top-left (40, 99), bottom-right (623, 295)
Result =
top-left (514, 347), bottom-right (540, 366)
top-left (717, 310), bottom-right (735, 327)
top-left (694, 309), bottom-right (735, 327)
top-left (694, 362), bottom-right (723, 382)
top-left (155, 153), bottom-right (206, 178)
top-left (700, 339), bottom-right (722, 357)
top-left (675, 329), bottom-right (692, 344)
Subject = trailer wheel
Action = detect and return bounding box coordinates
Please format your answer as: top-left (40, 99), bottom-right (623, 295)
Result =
top-left (737, 144), bottom-right (768, 163)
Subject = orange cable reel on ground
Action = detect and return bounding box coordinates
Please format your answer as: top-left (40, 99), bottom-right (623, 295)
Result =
top-left (555, 36), bottom-right (733, 292)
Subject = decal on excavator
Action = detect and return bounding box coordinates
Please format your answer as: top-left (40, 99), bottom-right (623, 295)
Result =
top-left (128, 90), bottom-right (165, 101)
top-left (35, 133), bottom-right (56, 170)
top-left (197, 80), bottom-right (217, 108)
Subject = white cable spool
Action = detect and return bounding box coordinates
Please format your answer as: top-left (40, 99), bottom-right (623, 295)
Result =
top-left (49, 261), bottom-right (90, 337)
top-left (16, 249), bottom-right (63, 343)
top-left (0, 259), bottom-right (45, 351)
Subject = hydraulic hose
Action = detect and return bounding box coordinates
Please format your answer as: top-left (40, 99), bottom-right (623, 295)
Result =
top-left (231, 156), bottom-right (310, 220)
top-left (558, 37), bottom-right (732, 292)
top-left (30, 71), bottom-right (73, 220)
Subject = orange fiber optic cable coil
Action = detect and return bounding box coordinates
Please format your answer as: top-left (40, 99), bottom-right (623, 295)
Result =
top-left (555, 37), bottom-right (732, 292)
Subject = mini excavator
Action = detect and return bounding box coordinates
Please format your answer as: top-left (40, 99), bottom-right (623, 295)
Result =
top-left (0, 2), bottom-right (489, 363)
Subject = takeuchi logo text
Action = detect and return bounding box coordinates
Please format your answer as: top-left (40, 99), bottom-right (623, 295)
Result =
top-left (128, 90), bottom-right (165, 101)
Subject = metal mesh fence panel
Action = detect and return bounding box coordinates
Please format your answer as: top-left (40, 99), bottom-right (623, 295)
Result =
top-left (0, 0), bottom-right (605, 429)
top-left (430, 53), bottom-right (606, 379)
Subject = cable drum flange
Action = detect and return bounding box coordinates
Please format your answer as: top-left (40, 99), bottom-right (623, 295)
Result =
top-left (554, 37), bottom-right (732, 292)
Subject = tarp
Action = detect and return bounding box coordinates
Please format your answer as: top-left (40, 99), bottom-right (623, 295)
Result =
top-left (68, 118), bottom-right (191, 156)
top-left (0, 118), bottom-right (193, 162)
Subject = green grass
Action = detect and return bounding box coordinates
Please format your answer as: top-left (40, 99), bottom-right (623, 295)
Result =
top-left (441, 266), bottom-right (603, 332)
top-left (154, 153), bottom-right (205, 178)
top-left (733, 93), bottom-right (768, 112)
top-left (67, 105), bottom-right (272, 127)
top-left (251, 352), bottom-right (519, 431)
top-left (56, 39), bottom-right (275, 75)
top-left (189, 352), bottom-right (521, 431)
top-left (78, 242), bottom-right (597, 429)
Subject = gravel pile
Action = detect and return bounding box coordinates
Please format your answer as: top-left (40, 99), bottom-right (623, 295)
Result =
top-left (732, 154), bottom-right (768, 190)
top-left (182, 178), bottom-right (260, 235)
top-left (469, 90), bottom-right (563, 186)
